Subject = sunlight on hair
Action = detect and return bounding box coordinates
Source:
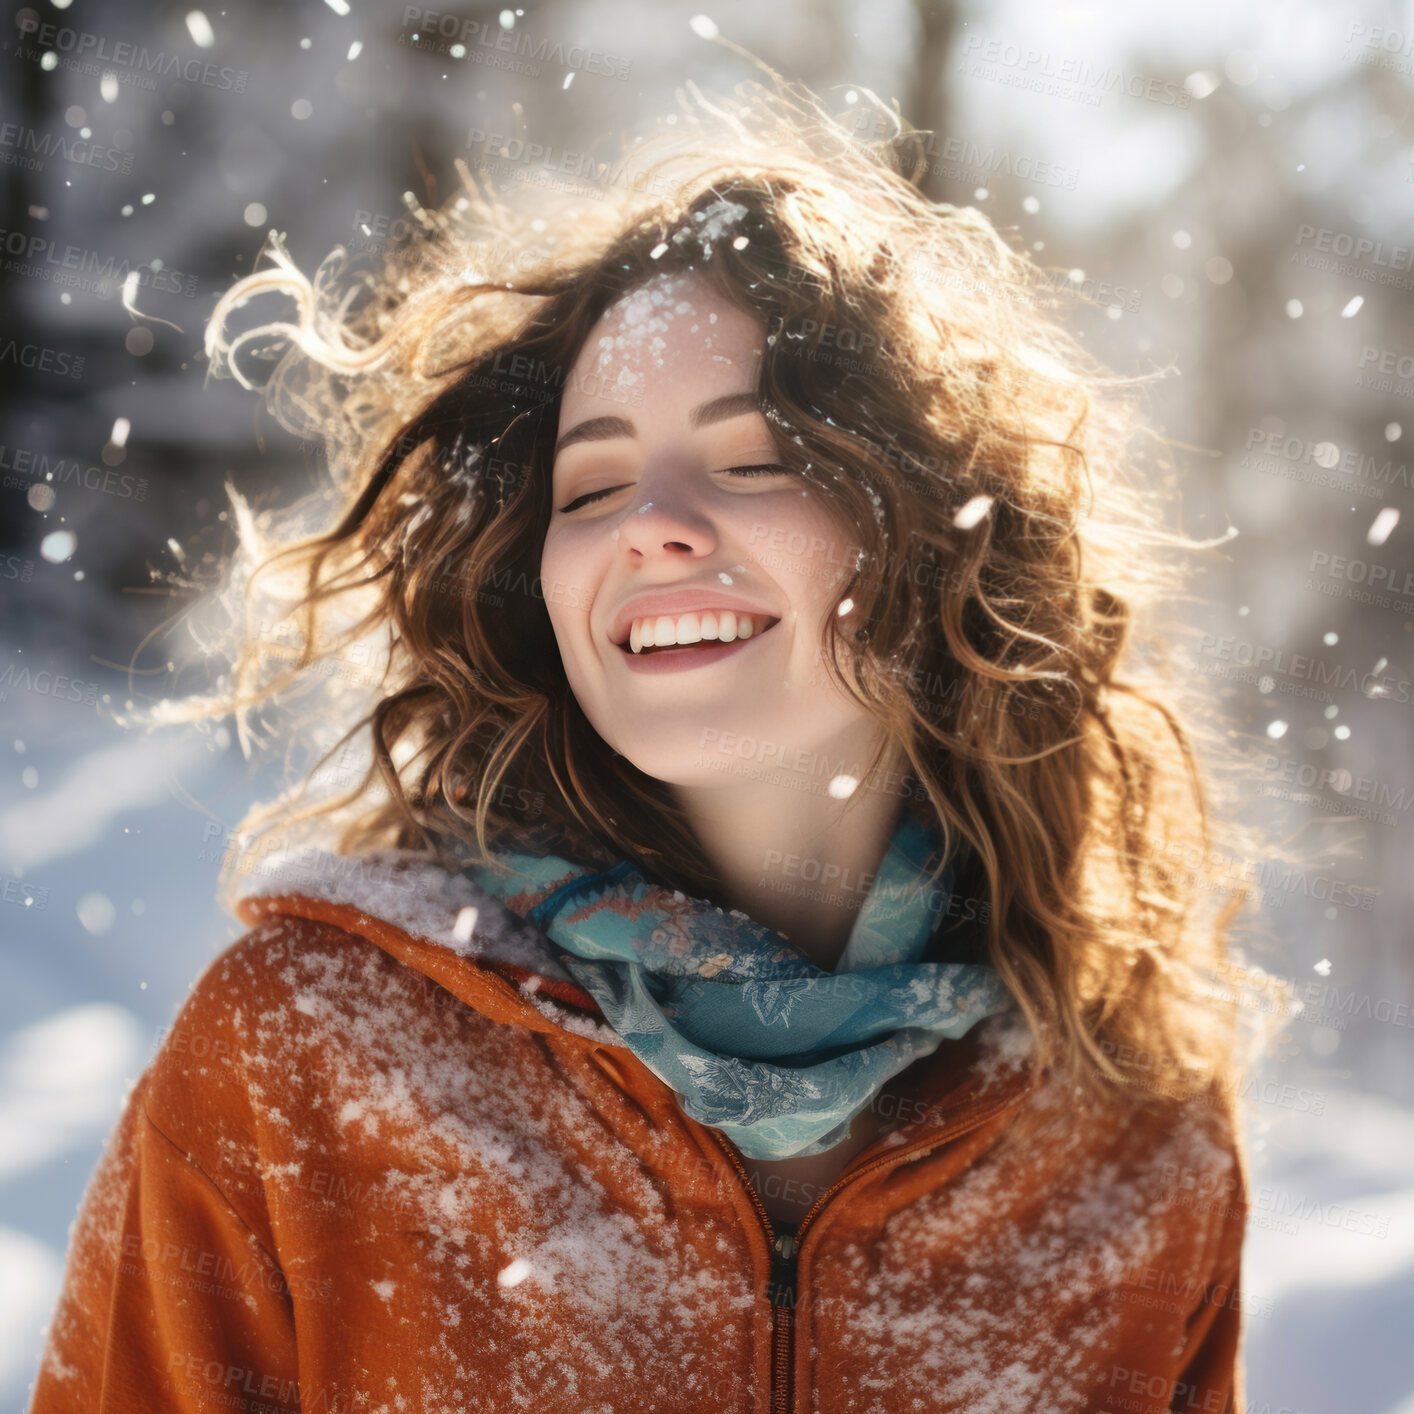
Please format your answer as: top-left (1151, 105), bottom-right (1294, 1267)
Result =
top-left (156, 76), bottom-right (1295, 1110)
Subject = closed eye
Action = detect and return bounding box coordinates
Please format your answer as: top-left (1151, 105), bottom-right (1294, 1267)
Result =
top-left (555, 464), bottom-right (793, 513)
top-left (557, 484), bottom-right (631, 514)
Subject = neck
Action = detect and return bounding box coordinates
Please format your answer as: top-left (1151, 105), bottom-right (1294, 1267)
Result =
top-left (671, 731), bottom-right (910, 972)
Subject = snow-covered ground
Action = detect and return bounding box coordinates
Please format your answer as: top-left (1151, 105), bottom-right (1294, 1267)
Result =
top-left (1241, 1089), bottom-right (1414, 1414)
top-left (0, 673), bottom-right (255, 1406)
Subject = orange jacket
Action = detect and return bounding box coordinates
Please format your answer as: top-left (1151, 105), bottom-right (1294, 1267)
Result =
top-left (29, 851), bottom-right (1250, 1414)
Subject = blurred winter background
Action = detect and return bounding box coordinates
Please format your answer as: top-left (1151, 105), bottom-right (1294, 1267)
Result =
top-left (2, 0), bottom-right (1413, 1407)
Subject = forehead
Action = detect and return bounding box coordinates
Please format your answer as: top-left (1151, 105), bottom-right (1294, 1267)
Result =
top-left (557, 270), bottom-right (764, 432)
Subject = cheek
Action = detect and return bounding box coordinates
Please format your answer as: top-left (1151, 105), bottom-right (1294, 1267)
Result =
top-left (746, 496), bottom-right (858, 610)
top-left (537, 532), bottom-right (574, 639)
top-left (539, 528), bottom-right (596, 643)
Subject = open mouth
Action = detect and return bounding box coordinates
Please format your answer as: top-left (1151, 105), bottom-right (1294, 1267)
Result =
top-left (616, 608), bottom-right (780, 650)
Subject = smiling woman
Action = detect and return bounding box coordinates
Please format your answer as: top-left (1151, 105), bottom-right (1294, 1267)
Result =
top-left (540, 269), bottom-right (907, 973)
top-left (30, 79), bottom-right (1279, 1414)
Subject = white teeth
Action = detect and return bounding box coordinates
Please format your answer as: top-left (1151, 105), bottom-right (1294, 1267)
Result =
top-left (624, 609), bottom-right (769, 653)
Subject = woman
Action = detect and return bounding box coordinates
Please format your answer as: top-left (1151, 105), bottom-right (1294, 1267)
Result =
top-left (30, 83), bottom-right (1268, 1413)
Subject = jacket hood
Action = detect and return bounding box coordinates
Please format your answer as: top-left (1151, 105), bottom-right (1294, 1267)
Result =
top-left (233, 845), bottom-right (627, 1049)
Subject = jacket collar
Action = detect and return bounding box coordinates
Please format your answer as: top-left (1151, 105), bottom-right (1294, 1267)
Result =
top-left (233, 846), bottom-right (620, 1043)
top-left (233, 846), bottom-right (1042, 1126)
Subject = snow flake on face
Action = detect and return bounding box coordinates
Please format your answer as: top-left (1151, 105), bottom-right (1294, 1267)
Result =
top-left (583, 261), bottom-right (758, 391)
top-left (591, 271), bottom-right (703, 375)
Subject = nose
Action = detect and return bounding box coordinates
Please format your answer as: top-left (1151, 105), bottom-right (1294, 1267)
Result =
top-left (614, 474), bottom-right (718, 562)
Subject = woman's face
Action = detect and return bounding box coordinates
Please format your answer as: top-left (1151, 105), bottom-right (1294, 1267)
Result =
top-left (540, 269), bottom-right (881, 788)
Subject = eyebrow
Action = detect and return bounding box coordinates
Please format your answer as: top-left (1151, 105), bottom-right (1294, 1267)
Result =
top-left (553, 391), bottom-right (762, 456)
top-left (690, 391), bottom-right (761, 429)
top-left (552, 415), bottom-right (634, 456)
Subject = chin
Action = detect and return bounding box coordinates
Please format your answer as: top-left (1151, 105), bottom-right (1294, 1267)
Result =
top-left (612, 732), bottom-right (740, 788)
top-left (595, 714), bottom-right (761, 787)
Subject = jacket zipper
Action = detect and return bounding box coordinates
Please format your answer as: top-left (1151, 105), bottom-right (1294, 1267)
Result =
top-left (705, 1089), bottom-right (1029, 1414)
top-left (768, 1226), bottom-right (797, 1414)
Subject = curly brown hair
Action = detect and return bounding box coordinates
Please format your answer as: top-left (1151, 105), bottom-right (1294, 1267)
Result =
top-left (170, 79), bottom-right (1287, 1113)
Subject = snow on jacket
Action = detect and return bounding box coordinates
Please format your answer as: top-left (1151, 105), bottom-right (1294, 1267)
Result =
top-left (28, 848), bottom-right (1251, 1414)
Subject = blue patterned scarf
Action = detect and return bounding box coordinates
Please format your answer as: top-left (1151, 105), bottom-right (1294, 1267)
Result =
top-left (468, 801), bottom-right (1013, 1161)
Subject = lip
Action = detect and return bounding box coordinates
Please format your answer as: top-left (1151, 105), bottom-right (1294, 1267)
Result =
top-left (616, 622), bottom-right (779, 674)
top-left (606, 587), bottom-right (782, 649)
